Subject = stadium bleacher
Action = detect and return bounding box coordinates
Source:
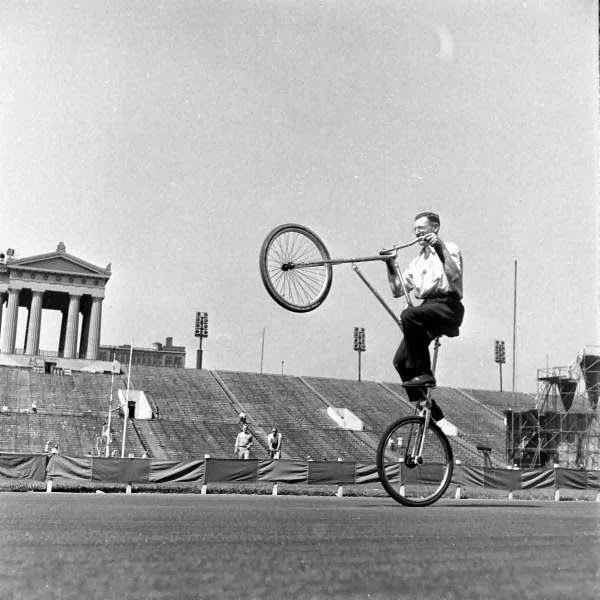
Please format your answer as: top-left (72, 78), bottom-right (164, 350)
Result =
top-left (0, 363), bottom-right (528, 466)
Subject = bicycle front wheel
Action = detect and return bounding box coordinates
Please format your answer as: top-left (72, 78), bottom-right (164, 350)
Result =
top-left (259, 224), bottom-right (333, 313)
top-left (376, 416), bottom-right (454, 507)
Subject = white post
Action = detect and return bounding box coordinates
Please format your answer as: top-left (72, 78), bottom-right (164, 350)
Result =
top-left (201, 484), bottom-right (207, 495)
top-left (106, 360), bottom-right (116, 457)
top-left (554, 488), bottom-right (560, 502)
top-left (508, 491), bottom-right (514, 500)
top-left (121, 342), bottom-right (133, 458)
top-left (272, 483), bottom-right (278, 496)
top-left (454, 485), bottom-right (461, 500)
top-left (126, 483), bottom-right (132, 494)
top-left (336, 485), bottom-right (343, 497)
top-left (46, 479), bottom-right (53, 493)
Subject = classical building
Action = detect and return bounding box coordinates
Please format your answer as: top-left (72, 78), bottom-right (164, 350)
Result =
top-left (98, 337), bottom-right (186, 368)
top-left (0, 242), bottom-right (112, 368)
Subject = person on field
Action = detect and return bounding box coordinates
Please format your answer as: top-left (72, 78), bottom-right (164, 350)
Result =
top-left (384, 211), bottom-right (464, 422)
top-left (267, 427), bottom-right (282, 459)
top-left (234, 423), bottom-right (253, 460)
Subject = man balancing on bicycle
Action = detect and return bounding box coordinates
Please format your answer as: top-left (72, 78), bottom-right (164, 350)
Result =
top-left (384, 211), bottom-right (464, 422)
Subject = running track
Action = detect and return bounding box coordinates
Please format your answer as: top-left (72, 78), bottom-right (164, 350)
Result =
top-left (1, 494), bottom-right (599, 599)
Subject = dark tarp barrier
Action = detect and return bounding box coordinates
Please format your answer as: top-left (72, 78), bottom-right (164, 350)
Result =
top-left (484, 467), bottom-right (522, 491)
top-left (258, 460), bottom-right (307, 483)
top-left (355, 463), bottom-right (379, 484)
top-left (555, 468), bottom-right (587, 489)
top-left (149, 459), bottom-right (205, 483)
top-left (91, 457), bottom-right (151, 483)
top-left (205, 458), bottom-right (258, 483)
top-left (47, 455), bottom-right (92, 482)
top-left (520, 468), bottom-right (555, 490)
top-left (585, 470), bottom-right (600, 490)
top-left (357, 463), bottom-right (402, 484)
top-left (307, 461), bottom-right (356, 485)
top-left (453, 465), bottom-right (485, 487)
top-left (0, 453), bottom-right (47, 481)
top-left (400, 462), bottom-right (446, 485)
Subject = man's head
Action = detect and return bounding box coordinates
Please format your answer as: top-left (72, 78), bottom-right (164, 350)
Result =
top-left (242, 423), bottom-right (248, 432)
top-left (414, 211), bottom-right (440, 240)
top-left (272, 427), bottom-right (278, 434)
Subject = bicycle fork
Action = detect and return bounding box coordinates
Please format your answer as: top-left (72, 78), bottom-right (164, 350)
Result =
top-left (408, 338), bottom-right (441, 464)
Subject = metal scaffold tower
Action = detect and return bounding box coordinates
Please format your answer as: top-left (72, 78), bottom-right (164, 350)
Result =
top-left (505, 347), bottom-right (600, 470)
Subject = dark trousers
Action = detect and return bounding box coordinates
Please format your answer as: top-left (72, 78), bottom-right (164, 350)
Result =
top-left (393, 295), bottom-right (464, 402)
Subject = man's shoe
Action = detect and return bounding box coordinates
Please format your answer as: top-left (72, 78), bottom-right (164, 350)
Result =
top-left (402, 374), bottom-right (436, 388)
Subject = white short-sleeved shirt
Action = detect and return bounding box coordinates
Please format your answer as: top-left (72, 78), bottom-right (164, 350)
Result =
top-left (235, 431), bottom-right (253, 448)
top-left (403, 242), bottom-right (463, 300)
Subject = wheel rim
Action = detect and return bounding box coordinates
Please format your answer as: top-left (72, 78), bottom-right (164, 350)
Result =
top-left (263, 228), bottom-right (331, 311)
top-left (380, 419), bottom-right (452, 505)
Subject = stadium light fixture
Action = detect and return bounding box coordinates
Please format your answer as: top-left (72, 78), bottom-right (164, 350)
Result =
top-left (494, 340), bottom-right (506, 392)
top-left (353, 327), bottom-right (366, 382)
top-left (194, 312), bottom-right (208, 369)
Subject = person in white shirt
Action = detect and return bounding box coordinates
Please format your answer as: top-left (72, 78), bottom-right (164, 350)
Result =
top-left (385, 211), bottom-right (464, 418)
top-left (234, 424), bottom-right (253, 460)
top-left (267, 427), bottom-right (282, 459)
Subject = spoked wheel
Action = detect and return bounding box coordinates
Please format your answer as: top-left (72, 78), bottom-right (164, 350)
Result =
top-left (376, 416), bottom-right (454, 507)
top-left (259, 224), bottom-right (333, 313)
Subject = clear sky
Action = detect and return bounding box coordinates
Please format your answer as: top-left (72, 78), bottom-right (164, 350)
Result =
top-left (0, 1), bottom-right (597, 393)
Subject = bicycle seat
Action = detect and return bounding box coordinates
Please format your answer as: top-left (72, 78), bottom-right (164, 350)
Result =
top-left (427, 326), bottom-right (460, 340)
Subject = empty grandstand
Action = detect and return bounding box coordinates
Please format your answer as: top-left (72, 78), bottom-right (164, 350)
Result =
top-left (0, 362), bottom-right (555, 468)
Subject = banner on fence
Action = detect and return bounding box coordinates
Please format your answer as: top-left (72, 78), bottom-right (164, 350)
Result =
top-left (1, 454), bottom-right (600, 491)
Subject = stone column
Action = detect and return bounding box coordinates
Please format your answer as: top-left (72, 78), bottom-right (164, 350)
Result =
top-left (0, 293), bottom-right (5, 343)
top-left (85, 297), bottom-right (103, 360)
top-left (58, 307), bottom-right (68, 357)
top-left (1, 289), bottom-right (20, 354)
top-left (63, 294), bottom-right (81, 359)
top-left (25, 291), bottom-right (44, 356)
top-left (79, 298), bottom-right (91, 359)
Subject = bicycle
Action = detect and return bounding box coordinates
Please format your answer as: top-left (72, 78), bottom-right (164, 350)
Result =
top-left (259, 223), bottom-right (454, 507)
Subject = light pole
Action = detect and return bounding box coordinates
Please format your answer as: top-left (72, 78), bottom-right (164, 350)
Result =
top-left (494, 340), bottom-right (506, 392)
top-left (194, 312), bottom-right (208, 369)
top-left (353, 327), bottom-right (366, 382)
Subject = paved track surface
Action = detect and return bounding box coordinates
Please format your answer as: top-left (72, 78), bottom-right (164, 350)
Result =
top-left (1, 493), bottom-right (599, 600)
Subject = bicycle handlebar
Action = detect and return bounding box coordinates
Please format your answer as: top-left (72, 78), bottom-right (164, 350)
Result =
top-left (379, 238), bottom-right (421, 255)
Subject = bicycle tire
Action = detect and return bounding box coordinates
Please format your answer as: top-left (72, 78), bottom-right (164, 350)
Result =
top-left (376, 415), bottom-right (454, 507)
top-left (259, 223), bottom-right (333, 313)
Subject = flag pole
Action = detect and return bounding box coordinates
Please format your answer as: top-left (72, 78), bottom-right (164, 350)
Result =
top-left (105, 355), bottom-right (116, 457)
top-left (512, 259), bottom-right (517, 393)
top-left (121, 341), bottom-right (133, 458)
top-left (260, 328), bottom-right (265, 374)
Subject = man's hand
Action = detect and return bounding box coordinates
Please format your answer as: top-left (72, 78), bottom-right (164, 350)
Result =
top-left (418, 232), bottom-right (442, 248)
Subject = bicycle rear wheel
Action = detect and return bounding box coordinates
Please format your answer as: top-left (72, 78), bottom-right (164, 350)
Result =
top-left (259, 224), bottom-right (333, 313)
top-left (376, 415), bottom-right (453, 507)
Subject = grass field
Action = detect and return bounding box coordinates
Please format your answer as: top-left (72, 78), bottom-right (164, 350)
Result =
top-left (1, 493), bottom-right (599, 600)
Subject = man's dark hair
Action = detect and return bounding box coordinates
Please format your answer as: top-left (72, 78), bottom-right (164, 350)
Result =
top-left (414, 211), bottom-right (440, 225)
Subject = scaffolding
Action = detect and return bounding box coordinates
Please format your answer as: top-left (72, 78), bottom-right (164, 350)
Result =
top-left (505, 348), bottom-right (600, 469)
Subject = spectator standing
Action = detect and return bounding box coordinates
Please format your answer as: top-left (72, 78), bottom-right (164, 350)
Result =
top-left (234, 423), bottom-right (253, 460)
top-left (267, 427), bottom-right (282, 459)
top-left (50, 444), bottom-right (59, 456)
top-left (31, 399), bottom-right (37, 414)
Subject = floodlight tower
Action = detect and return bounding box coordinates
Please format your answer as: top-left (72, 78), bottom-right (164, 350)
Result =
top-left (494, 340), bottom-right (506, 392)
top-left (353, 327), bottom-right (366, 382)
top-left (194, 312), bottom-right (208, 369)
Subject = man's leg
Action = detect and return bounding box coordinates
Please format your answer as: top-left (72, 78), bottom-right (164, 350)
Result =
top-left (400, 300), bottom-right (464, 381)
top-left (393, 339), bottom-right (427, 402)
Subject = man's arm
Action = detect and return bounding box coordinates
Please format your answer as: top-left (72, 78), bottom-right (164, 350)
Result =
top-left (384, 258), bottom-right (406, 298)
top-left (433, 240), bottom-right (460, 283)
top-left (421, 234), bottom-right (461, 283)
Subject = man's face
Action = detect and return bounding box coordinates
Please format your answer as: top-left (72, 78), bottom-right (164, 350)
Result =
top-left (414, 216), bottom-right (438, 244)
top-left (242, 424), bottom-right (248, 432)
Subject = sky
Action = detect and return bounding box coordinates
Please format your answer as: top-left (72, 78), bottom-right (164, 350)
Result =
top-left (0, 0), bottom-right (597, 393)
